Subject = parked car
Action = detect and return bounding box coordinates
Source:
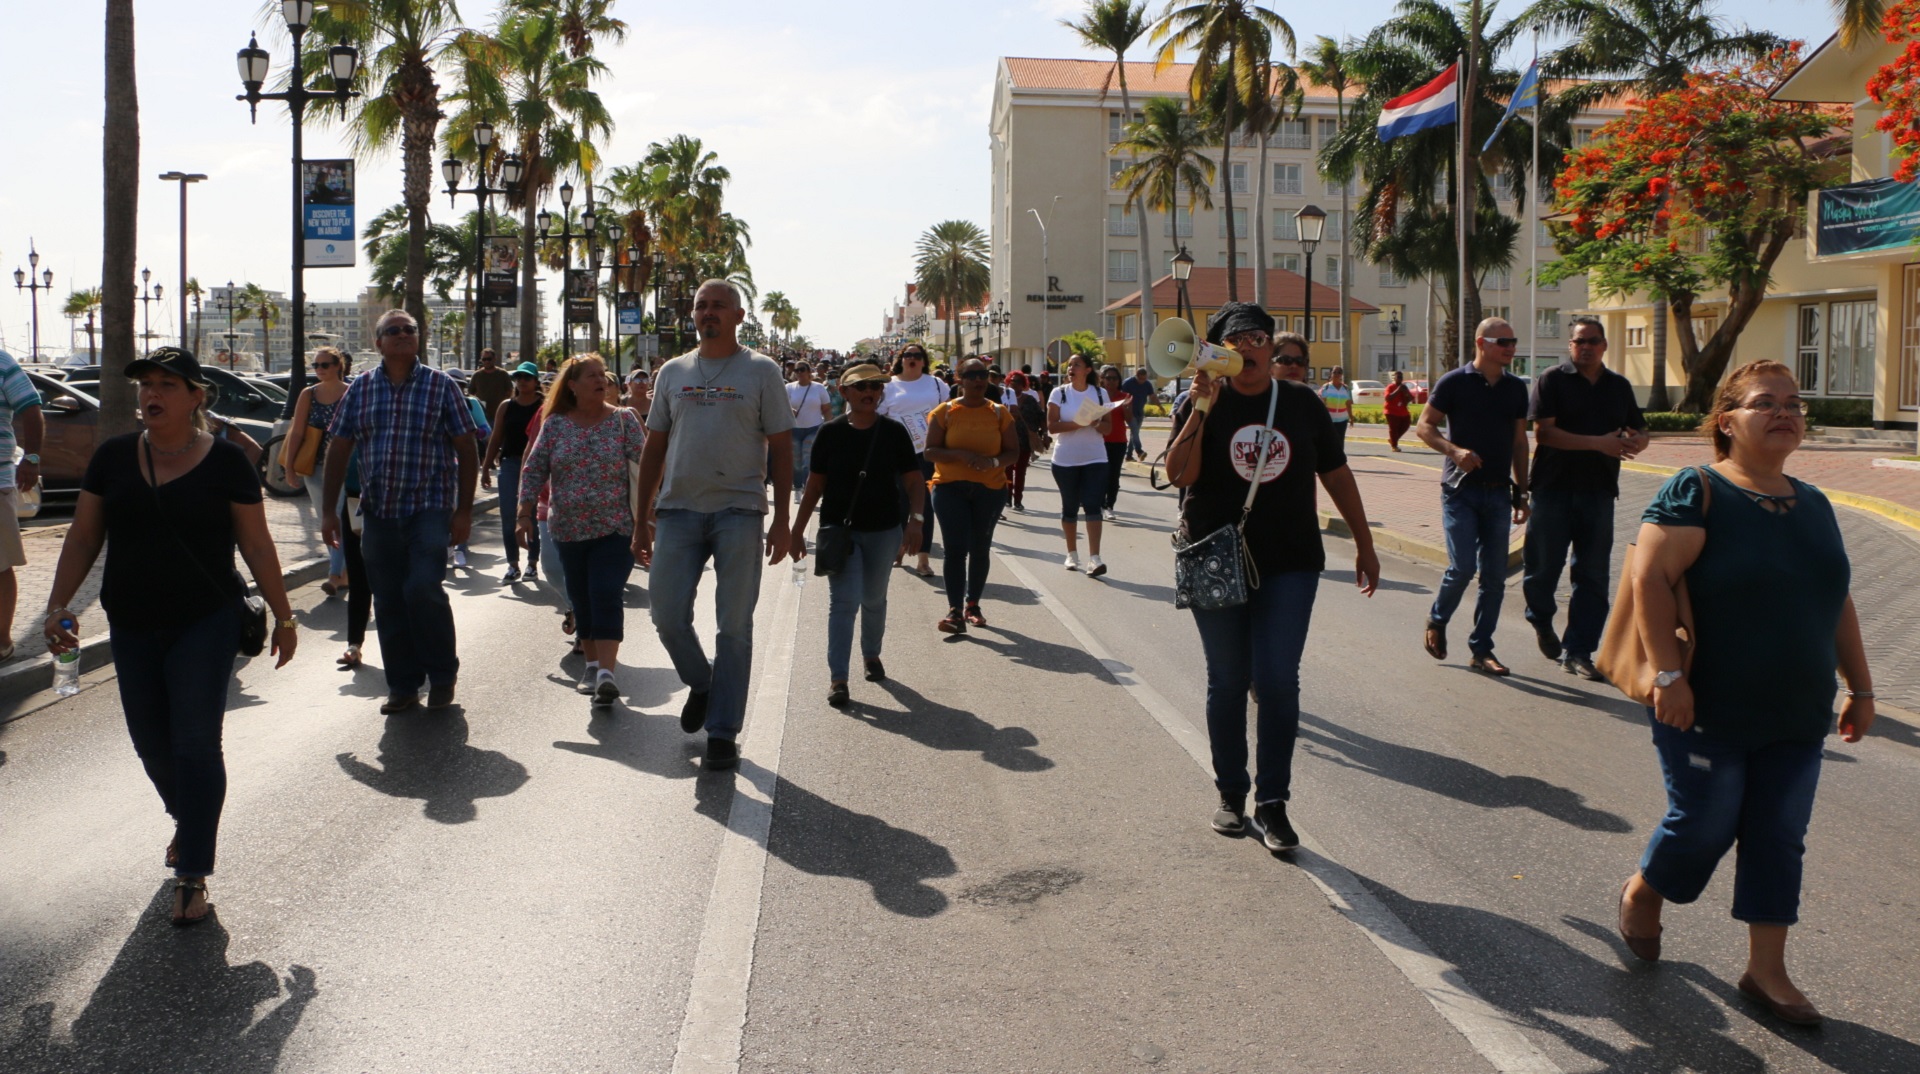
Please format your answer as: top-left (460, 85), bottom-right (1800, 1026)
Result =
top-left (1352, 379), bottom-right (1387, 406)
top-left (24, 372), bottom-right (102, 496)
top-left (1406, 379), bottom-right (1430, 404)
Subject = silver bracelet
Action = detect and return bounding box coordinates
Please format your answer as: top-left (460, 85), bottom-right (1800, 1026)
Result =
top-left (1847, 690), bottom-right (1876, 699)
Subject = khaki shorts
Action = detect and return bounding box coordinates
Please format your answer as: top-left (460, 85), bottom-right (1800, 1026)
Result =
top-left (0, 488), bottom-right (26, 570)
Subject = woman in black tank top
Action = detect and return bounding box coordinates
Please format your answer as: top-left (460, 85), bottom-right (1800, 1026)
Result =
top-left (482, 366), bottom-right (548, 581)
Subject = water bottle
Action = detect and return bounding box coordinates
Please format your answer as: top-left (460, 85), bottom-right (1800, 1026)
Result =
top-left (52, 619), bottom-right (79, 697)
top-left (791, 561), bottom-right (808, 588)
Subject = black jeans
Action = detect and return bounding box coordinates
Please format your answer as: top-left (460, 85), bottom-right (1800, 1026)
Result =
top-left (339, 498), bottom-right (371, 648)
top-left (111, 601), bottom-right (243, 877)
top-left (558, 531), bottom-right (636, 642)
top-left (1522, 490), bottom-right (1616, 659)
top-left (932, 480), bottom-right (1007, 611)
top-left (899, 455), bottom-right (936, 557)
top-left (1104, 441), bottom-right (1126, 510)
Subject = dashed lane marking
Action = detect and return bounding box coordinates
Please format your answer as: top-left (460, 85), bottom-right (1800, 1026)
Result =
top-left (996, 550), bottom-right (1565, 1074)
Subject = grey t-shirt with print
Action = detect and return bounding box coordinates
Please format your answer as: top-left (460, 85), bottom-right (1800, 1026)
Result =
top-left (647, 347), bottom-right (795, 514)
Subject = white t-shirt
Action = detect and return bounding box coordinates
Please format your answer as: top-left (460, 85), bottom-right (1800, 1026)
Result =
top-left (786, 381), bottom-right (829, 429)
top-left (880, 375), bottom-right (948, 454)
top-left (1049, 383), bottom-right (1111, 468)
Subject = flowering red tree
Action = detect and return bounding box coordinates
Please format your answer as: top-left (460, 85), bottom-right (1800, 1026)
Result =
top-left (1542, 48), bottom-right (1843, 411)
top-left (1869, 0), bottom-right (1920, 181)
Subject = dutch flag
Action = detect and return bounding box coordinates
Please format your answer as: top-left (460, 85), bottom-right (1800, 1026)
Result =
top-left (1376, 63), bottom-right (1459, 142)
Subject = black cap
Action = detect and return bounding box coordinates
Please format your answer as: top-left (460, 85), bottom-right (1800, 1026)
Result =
top-left (125, 346), bottom-right (208, 386)
top-left (1205, 302), bottom-right (1276, 345)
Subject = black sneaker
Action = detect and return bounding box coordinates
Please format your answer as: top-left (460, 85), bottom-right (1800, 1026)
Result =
top-left (501, 565), bottom-right (522, 583)
top-left (1211, 793), bottom-right (1247, 836)
top-left (705, 737), bottom-right (739, 771)
top-left (1563, 653), bottom-right (1604, 681)
top-left (1532, 622), bottom-right (1563, 662)
top-left (1252, 801), bottom-right (1299, 853)
top-left (680, 690), bottom-right (710, 734)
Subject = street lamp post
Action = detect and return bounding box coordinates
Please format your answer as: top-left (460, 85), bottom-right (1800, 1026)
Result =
top-left (537, 181), bottom-right (586, 361)
top-left (236, 0), bottom-right (360, 416)
top-left (581, 211), bottom-right (625, 361)
top-left (216, 280), bottom-right (242, 369)
top-left (1171, 247), bottom-right (1195, 396)
top-left (1295, 205), bottom-right (1327, 376)
top-left (442, 121), bottom-right (523, 370)
top-left (1027, 195), bottom-right (1061, 371)
top-left (158, 171), bottom-right (207, 347)
top-left (136, 268), bottom-right (164, 354)
top-left (986, 300), bottom-right (1010, 363)
top-left (11, 244), bottom-right (52, 362)
top-left (1388, 310), bottom-right (1402, 371)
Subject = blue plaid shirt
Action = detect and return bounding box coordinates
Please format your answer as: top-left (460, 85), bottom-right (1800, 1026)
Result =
top-left (328, 363), bottom-right (479, 518)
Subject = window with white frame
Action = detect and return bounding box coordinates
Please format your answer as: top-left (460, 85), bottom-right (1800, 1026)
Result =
top-left (1227, 161), bottom-right (1248, 194)
top-left (1379, 265), bottom-right (1406, 287)
top-left (1323, 211), bottom-right (1344, 241)
top-left (1321, 315), bottom-right (1342, 341)
top-left (1317, 118), bottom-right (1339, 147)
top-left (1108, 249), bottom-right (1138, 282)
top-left (1626, 325), bottom-right (1647, 348)
top-left (1827, 299), bottom-right (1876, 396)
top-left (1107, 204), bottom-right (1139, 236)
top-left (1274, 252), bottom-right (1302, 272)
top-left (1481, 267), bottom-right (1512, 290)
top-left (1108, 111), bottom-right (1141, 144)
top-left (1536, 218), bottom-right (1553, 247)
top-left (1275, 119), bottom-right (1309, 148)
top-left (1797, 304), bottom-right (1822, 390)
top-left (1273, 163), bottom-right (1302, 195)
top-left (1162, 207), bottom-right (1194, 237)
top-left (1324, 254), bottom-right (1341, 282)
top-left (1217, 250), bottom-right (1250, 267)
top-left (1536, 307), bottom-right (1561, 339)
top-left (1103, 313), bottom-right (1118, 337)
top-left (1485, 305), bottom-right (1512, 323)
top-left (1324, 175), bottom-right (1358, 198)
top-left (1218, 206), bottom-right (1248, 239)
top-left (1110, 159), bottom-right (1127, 187)
top-left (1274, 210), bottom-right (1298, 241)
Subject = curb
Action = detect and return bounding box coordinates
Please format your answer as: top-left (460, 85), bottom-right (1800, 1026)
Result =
top-left (1619, 460), bottom-right (1920, 534)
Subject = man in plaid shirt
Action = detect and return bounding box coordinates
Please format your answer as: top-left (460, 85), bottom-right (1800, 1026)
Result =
top-left (321, 309), bottom-right (480, 713)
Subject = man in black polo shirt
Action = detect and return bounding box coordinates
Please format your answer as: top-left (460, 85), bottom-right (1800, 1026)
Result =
top-left (1416, 317), bottom-right (1532, 675)
top-left (1522, 316), bottom-right (1648, 679)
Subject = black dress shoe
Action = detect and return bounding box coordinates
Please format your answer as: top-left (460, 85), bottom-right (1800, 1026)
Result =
top-left (680, 690), bottom-right (710, 733)
top-left (380, 692), bottom-right (420, 715)
top-left (426, 682), bottom-right (456, 709)
top-left (1533, 623), bottom-right (1563, 661)
top-left (705, 737), bottom-right (739, 771)
top-left (863, 658), bottom-right (886, 682)
top-left (827, 683), bottom-right (851, 707)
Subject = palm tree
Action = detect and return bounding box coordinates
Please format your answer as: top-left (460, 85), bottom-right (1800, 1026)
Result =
top-left (307, 0), bottom-right (464, 343)
top-left (363, 203), bottom-right (468, 308)
top-left (1153, 0), bottom-right (1295, 300)
top-left (509, 0), bottom-right (629, 58)
top-left (1239, 63), bottom-right (1303, 307)
top-left (63, 289), bottom-right (103, 364)
top-left (1063, 1), bottom-right (1158, 335)
top-left (1115, 95), bottom-right (1218, 333)
top-left (760, 292), bottom-right (793, 350)
top-left (238, 283), bottom-right (281, 372)
top-left (1520, 0), bottom-right (1781, 407)
top-left (1300, 36), bottom-right (1356, 370)
top-left (183, 277), bottom-right (206, 355)
top-left (1833, 0), bottom-right (1889, 47)
top-left (914, 221), bottom-right (992, 364)
top-left (100, 0), bottom-right (139, 437)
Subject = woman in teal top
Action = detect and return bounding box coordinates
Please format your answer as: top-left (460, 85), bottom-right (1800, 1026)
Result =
top-left (1616, 361), bottom-right (1874, 1027)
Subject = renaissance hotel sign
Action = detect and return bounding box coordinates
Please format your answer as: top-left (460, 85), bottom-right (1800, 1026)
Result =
top-left (1812, 178), bottom-right (1920, 259)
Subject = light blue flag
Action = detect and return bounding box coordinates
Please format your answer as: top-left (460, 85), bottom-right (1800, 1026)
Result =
top-left (1482, 60), bottom-right (1541, 152)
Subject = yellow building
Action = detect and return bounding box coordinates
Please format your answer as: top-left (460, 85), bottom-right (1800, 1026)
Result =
top-left (1101, 266), bottom-right (1376, 375)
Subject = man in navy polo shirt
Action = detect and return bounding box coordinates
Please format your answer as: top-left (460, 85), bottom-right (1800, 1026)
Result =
top-left (1416, 317), bottom-right (1532, 675)
top-left (1522, 316), bottom-right (1648, 679)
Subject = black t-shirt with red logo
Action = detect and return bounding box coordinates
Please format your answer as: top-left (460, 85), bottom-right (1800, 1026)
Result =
top-left (1173, 378), bottom-right (1345, 578)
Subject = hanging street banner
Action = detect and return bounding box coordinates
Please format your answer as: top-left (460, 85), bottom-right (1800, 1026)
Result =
top-left (565, 269), bottom-right (598, 325)
top-left (301, 160), bottom-right (356, 267)
top-left (616, 292), bottom-right (642, 336)
top-left (1812, 177), bottom-right (1920, 259)
top-left (482, 236), bottom-right (519, 308)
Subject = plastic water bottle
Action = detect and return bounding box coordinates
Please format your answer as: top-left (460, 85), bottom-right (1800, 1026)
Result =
top-left (52, 619), bottom-right (79, 697)
top-left (792, 561), bottom-right (808, 588)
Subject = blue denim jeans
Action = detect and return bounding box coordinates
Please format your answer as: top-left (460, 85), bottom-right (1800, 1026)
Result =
top-left (826, 526), bottom-right (901, 683)
top-left (558, 532), bottom-right (635, 641)
top-left (1522, 490), bottom-right (1616, 659)
top-left (932, 481), bottom-right (1007, 611)
top-left (1191, 570), bottom-right (1319, 804)
top-left (538, 519), bottom-right (567, 609)
top-left (1126, 407), bottom-right (1146, 458)
top-left (649, 508), bottom-right (765, 740)
top-left (791, 425), bottom-right (821, 492)
top-left (1428, 483), bottom-right (1512, 657)
top-left (304, 473), bottom-right (348, 578)
top-left (497, 456), bottom-right (538, 569)
top-left (1052, 461), bottom-right (1107, 524)
top-left (360, 509), bottom-right (459, 694)
top-left (1639, 715), bottom-right (1824, 925)
top-left (111, 601), bottom-right (243, 877)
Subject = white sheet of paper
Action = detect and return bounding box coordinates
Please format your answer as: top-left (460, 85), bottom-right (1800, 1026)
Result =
top-left (1073, 398), bottom-right (1108, 426)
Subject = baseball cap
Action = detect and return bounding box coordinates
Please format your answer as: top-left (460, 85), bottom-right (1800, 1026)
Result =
top-left (125, 346), bottom-right (208, 386)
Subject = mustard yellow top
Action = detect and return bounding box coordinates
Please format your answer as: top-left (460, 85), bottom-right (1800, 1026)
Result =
top-left (928, 400), bottom-right (1014, 490)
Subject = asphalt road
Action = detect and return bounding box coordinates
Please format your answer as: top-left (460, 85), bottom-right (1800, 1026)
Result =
top-left (1, 457), bottom-right (1915, 1073)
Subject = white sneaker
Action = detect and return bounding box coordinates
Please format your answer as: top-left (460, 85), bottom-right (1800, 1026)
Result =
top-left (1086, 555), bottom-right (1108, 578)
top-left (593, 669), bottom-right (619, 705)
top-left (1063, 552), bottom-right (1081, 571)
top-left (577, 665), bottom-right (599, 694)
top-left (1103, 509), bottom-right (1118, 521)
top-left (453, 547), bottom-right (469, 568)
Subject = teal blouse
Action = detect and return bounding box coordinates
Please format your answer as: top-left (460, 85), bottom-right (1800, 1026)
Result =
top-left (1641, 467), bottom-right (1850, 745)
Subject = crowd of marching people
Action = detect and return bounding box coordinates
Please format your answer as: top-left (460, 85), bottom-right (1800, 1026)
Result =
top-left (21, 279), bottom-right (1881, 1026)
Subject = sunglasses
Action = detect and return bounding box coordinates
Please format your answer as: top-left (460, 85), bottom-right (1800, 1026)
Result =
top-left (1226, 331), bottom-right (1271, 348)
top-left (900, 353), bottom-right (926, 362)
top-left (1483, 337), bottom-right (1518, 347)
top-left (960, 370), bottom-right (990, 380)
top-left (1276, 354), bottom-right (1307, 365)
top-left (844, 381), bottom-right (885, 392)
top-left (314, 361), bottom-right (338, 370)
top-left (381, 324), bottom-right (419, 337)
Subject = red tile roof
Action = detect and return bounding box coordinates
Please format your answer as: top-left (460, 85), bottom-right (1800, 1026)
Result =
top-left (1103, 267), bottom-right (1379, 315)
top-left (1003, 58), bottom-right (1348, 100)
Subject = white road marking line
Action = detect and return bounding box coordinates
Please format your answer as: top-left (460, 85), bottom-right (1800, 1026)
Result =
top-left (671, 571), bottom-right (802, 1074)
top-left (996, 551), bottom-right (1564, 1074)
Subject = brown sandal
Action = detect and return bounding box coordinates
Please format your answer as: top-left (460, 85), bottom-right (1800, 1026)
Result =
top-left (937, 611), bottom-right (966, 635)
top-left (1423, 624), bottom-right (1446, 661)
top-left (171, 878), bottom-right (212, 928)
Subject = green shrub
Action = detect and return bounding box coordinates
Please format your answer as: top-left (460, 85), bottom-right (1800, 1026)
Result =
top-left (1144, 403), bottom-right (1169, 417)
top-left (1642, 412), bottom-right (1702, 432)
top-left (1806, 398), bottom-right (1873, 428)
top-left (1351, 404), bottom-right (1423, 424)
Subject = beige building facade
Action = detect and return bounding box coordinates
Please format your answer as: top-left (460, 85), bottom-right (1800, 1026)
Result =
top-left (989, 57), bottom-right (1611, 381)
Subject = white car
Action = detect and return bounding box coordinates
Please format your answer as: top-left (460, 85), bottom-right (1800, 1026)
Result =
top-left (1351, 379), bottom-right (1387, 405)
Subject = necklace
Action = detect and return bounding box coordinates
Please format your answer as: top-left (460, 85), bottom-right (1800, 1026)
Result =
top-left (698, 349), bottom-right (743, 387)
top-left (143, 430), bottom-right (201, 457)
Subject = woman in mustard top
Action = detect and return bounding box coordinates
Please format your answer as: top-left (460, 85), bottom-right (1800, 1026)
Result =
top-left (924, 358), bottom-right (1020, 634)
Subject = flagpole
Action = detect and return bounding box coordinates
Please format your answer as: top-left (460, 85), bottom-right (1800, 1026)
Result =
top-left (1457, 51), bottom-right (1469, 370)
top-left (1528, 30), bottom-right (1540, 377)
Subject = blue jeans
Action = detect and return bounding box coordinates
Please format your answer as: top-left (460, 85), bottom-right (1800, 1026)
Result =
top-left (826, 526), bottom-right (901, 683)
top-left (649, 508), bottom-right (765, 740)
top-left (931, 481), bottom-right (1007, 611)
top-left (497, 457), bottom-right (539, 569)
top-left (1639, 716), bottom-right (1824, 925)
top-left (1522, 490), bottom-right (1615, 659)
top-left (360, 509), bottom-right (459, 694)
top-left (111, 601), bottom-right (243, 877)
top-left (1127, 407), bottom-right (1146, 458)
top-left (1052, 461), bottom-right (1107, 524)
top-left (538, 519), bottom-right (567, 608)
top-left (1428, 484), bottom-right (1512, 657)
top-left (559, 532), bottom-right (635, 641)
top-left (791, 425), bottom-right (821, 492)
top-left (1191, 571), bottom-right (1320, 804)
top-left (304, 473), bottom-right (347, 578)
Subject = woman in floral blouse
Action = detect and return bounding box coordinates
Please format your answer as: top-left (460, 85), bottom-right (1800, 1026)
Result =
top-left (516, 354), bottom-right (647, 705)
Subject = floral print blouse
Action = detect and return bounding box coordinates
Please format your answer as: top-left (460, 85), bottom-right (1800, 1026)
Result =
top-left (518, 407), bottom-right (647, 542)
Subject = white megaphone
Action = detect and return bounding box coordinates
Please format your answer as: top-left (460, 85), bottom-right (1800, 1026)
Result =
top-left (1145, 316), bottom-right (1244, 412)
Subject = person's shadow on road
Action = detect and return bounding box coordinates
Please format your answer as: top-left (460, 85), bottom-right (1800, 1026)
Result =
top-left (762, 774), bottom-right (957, 918)
top-left (850, 679), bottom-right (1054, 772)
top-left (337, 709), bottom-right (529, 823)
top-left (1, 885), bottom-right (317, 1074)
top-left (552, 703), bottom-right (705, 782)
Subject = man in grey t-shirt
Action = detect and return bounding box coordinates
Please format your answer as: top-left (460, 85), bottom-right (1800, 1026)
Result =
top-left (636, 279), bottom-right (794, 771)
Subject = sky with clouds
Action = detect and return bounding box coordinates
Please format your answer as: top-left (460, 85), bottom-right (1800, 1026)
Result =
top-left (0, 0), bottom-right (1841, 356)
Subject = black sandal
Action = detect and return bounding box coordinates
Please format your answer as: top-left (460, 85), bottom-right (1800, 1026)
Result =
top-left (164, 837), bottom-right (178, 870)
top-left (561, 611), bottom-right (576, 636)
top-left (171, 877), bottom-right (211, 928)
top-left (937, 610), bottom-right (966, 634)
top-left (964, 603), bottom-right (987, 627)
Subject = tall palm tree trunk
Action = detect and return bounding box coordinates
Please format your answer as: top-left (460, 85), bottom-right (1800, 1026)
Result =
top-left (400, 70), bottom-right (438, 351)
top-left (1118, 63), bottom-right (1155, 349)
top-left (519, 196), bottom-right (540, 362)
top-left (1222, 85), bottom-right (1239, 300)
top-left (1254, 125), bottom-right (1270, 307)
top-left (1649, 296), bottom-right (1672, 410)
top-left (100, 0), bottom-right (139, 439)
top-left (1335, 91), bottom-right (1351, 376)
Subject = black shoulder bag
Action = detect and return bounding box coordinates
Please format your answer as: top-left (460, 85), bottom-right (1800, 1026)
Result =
top-left (144, 435), bottom-right (270, 656)
top-left (812, 422), bottom-right (883, 577)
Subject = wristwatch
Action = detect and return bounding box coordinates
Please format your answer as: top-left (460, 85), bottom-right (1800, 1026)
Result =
top-left (277, 616), bottom-right (299, 631)
top-left (1653, 669), bottom-right (1684, 689)
top-left (909, 512), bottom-right (925, 522)
top-left (19, 453), bottom-right (39, 465)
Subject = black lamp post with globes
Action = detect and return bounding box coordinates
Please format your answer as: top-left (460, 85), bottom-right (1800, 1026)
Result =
top-left (442, 121), bottom-right (524, 370)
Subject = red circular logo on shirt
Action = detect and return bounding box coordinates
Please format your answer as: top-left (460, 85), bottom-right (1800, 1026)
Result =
top-left (1228, 425), bottom-right (1290, 483)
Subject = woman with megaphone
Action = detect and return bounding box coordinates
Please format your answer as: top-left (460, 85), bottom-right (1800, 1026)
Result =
top-left (1163, 302), bottom-right (1382, 856)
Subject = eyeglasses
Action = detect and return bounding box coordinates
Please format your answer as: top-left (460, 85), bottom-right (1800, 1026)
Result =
top-left (1276, 354), bottom-right (1307, 365)
top-left (1482, 337), bottom-right (1518, 347)
top-left (959, 369), bottom-right (990, 380)
top-left (1571, 338), bottom-right (1606, 347)
top-left (1225, 331), bottom-right (1271, 348)
top-left (1740, 398), bottom-right (1808, 417)
top-left (380, 324), bottom-right (419, 337)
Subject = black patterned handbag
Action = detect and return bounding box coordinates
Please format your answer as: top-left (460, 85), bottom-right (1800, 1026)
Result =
top-left (1172, 383), bottom-right (1278, 611)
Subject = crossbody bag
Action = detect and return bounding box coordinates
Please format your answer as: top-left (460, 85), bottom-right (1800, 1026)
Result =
top-left (143, 435), bottom-right (270, 657)
top-left (1172, 383), bottom-right (1280, 611)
